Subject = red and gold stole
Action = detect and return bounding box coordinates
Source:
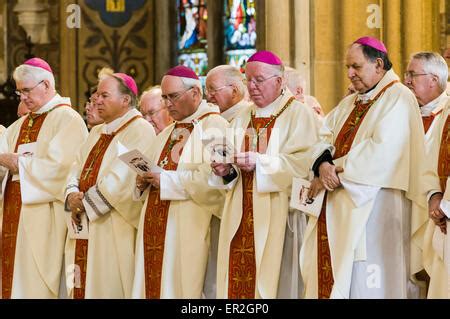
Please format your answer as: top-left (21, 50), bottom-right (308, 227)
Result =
top-left (2, 104), bottom-right (68, 299)
top-left (317, 81), bottom-right (398, 299)
top-left (422, 109), bottom-right (443, 134)
top-left (73, 115), bottom-right (141, 299)
top-left (143, 112), bottom-right (219, 299)
top-left (437, 115), bottom-right (450, 192)
top-left (228, 97), bottom-right (294, 299)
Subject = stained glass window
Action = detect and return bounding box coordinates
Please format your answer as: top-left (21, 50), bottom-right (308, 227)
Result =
top-left (224, 0), bottom-right (257, 72)
top-left (177, 0), bottom-right (208, 76)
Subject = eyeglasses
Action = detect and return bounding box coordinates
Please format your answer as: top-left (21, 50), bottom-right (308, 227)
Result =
top-left (205, 84), bottom-right (233, 96)
top-left (145, 106), bottom-right (165, 117)
top-left (161, 87), bottom-right (193, 104)
top-left (246, 75), bottom-right (279, 87)
top-left (404, 71), bottom-right (432, 80)
top-left (15, 80), bottom-right (44, 96)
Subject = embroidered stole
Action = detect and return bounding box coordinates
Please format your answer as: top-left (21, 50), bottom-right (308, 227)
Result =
top-left (317, 80), bottom-right (397, 299)
top-left (73, 115), bottom-right (141, 299)
top-left (422, 109), bottom-right (443, 134)
top-left (227, 116), bottom-right (276, 299)
top-left (438, 115), bottom-right (450, 192)
top-left (143, 112), bottom-right (218, 299)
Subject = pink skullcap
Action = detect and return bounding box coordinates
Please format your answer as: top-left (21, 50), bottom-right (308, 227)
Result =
top-left (165, 65), bottom-right (199, 80)
top-left (23, 57), bottom-right (53, 73)
top-left (112, 73), bottom-right (138, 95)
top-left (247, 50), bottom-right (283, 65)
top-left (354, 36), bottom-right (387, 54)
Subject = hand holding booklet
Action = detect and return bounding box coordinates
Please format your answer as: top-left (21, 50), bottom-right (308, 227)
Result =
top-left (119, 149), bottom-right (163, 176)
top-left (66, 211), bottom-right (89, 240)
top-left (202, 135), bottom-right (236, 164)
top-left (290, 177), bottom-right (326, 217)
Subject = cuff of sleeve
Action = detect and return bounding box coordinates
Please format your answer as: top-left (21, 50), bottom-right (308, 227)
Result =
top-left (160, 170), bottom-right (189, 200)
top-left (427, 191), bottom-right (443, 203)
top-left (133, 185), bottom-right (149, 201)
top-left (440, 199), bottom-right (450, 219)
top-left (208, 166), bottom-right (238, 190)
top-left (83, 185), bottom-right (114, 222)
top-left (255, 156), bottom-right (282, 193)
top-left (312, 150), bottom-right (334, 177)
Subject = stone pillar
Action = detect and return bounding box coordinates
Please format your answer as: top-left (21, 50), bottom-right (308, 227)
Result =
top-left (207, 0), bottom-right (224, 70)
top-left (59, 0), bottom-right (78, 107)
top-left (154, 0), bottom-right (177, 83)
top-left (264, 0), bottom-right (292, 65)
top-left (293, 0), bottom-right (312, 94)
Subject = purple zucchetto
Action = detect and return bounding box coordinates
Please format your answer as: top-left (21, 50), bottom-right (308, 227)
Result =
top-left (165, 65), bottom-right (199, 80)
top-left (23, 57), bottom-right (53, 73)
top-left (354, 36), bottom-right (388, 54)
top-left (112, 73), bottom-right (138, 96)
top-left (247, 50), bottom-right (283, 65)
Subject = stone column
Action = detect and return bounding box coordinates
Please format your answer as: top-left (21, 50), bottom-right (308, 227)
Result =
top-left (264, 0), bottom-right (292, 65)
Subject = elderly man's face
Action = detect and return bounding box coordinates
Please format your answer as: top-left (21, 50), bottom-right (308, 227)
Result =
top-left (161, 75), bottom-right (198, 121)
top-left (205, 73), bottom-right (234, 112)
top-left (346, 44), bottom-right (382, 94)
top-left (246, 62), bottom-right (283, 108)
top-left (86, 92), bottom-right (103, 128)
top-left (140, 91), bottom-right (172, 134)
top-left (15, 79), bottom-right (49, 112)
top-left (96, 77), bottom-right (130, 123)
top-left (404, 58), bottom-right (437, 106)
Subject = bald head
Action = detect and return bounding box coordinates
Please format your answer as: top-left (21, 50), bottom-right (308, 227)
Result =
top-left (285, 67), bottom-right (306, 101)
top-left (206, 65), bottom-right (246, 112)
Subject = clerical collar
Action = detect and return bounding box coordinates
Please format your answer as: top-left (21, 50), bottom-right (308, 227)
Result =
top-left (103, 108), bottom-right (141, 134)
top-left (221, 99), bottom-right (249, 122)
top-left (32, 94), bottom-right (67, 114)
top-left (420, 91), bottom-right (448, 117)
top-left (255, 90), bottom-right (286, 118)
top-left (356, 83), bottom-right (379, 103)
top-left (178, 100), bottom-right (219, 123)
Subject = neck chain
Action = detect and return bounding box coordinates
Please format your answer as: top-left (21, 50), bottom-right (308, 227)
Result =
top-left (158, 124), bottom-right (192, 168)
top-left (22, 105), bottom-right (62, 144)
top-left (249, 96), bottom-right (295, 150)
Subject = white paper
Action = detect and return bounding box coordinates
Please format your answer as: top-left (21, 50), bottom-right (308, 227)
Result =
top-left (202, 135), bottom-right (236, 164)
top-left (119, 149), bottom-right (162, 176)
top-left (66, 211), bottom-right (89, 240)
top-left (116, 141), bottom-right (129, 156)
top-left (13, 142), bottom-right (37, 181)
top-left (290, 177), bottom-right (325, 218)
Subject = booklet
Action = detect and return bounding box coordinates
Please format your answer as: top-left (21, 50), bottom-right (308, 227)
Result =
top-left (119, 149), bottom-right (162, 176)
top-left (290, 177), bottom-right (326, 218)
top-left (66, 211), bottom-right (89, 240)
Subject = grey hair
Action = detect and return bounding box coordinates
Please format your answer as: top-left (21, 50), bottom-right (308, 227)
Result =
top-left (285, 67), bottom-right (306, 91)
top-left (13, 64), bottom-right (55, 89)
top-left (97, 67), bottom-right (114, 81)
top-left (139, 85), bottom-right (162, 105)
top-left (411, 52), bottom-right (449, 92)
top-left (207, 65), bottom-right (246, 96)
top-left (180, 77), bottom-right (203, 95)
